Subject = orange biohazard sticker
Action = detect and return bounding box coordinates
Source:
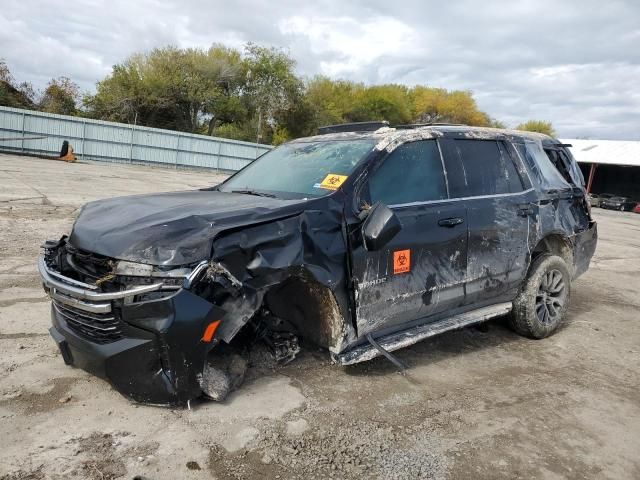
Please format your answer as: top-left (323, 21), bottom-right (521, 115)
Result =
top-left (319, 173), bottom-right (348, 190)
top-left (393, 249), bottom-right (411, 274)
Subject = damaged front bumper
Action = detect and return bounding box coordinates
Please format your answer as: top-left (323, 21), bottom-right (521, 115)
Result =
top-left (39, 257), bottom-right (226, 406)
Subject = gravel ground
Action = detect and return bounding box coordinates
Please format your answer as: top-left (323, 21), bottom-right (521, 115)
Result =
top-left (0, 153), bottom-right (639, 479)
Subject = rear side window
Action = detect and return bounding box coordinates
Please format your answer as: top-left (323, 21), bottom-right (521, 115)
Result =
top-left (515, 142), bottom-right (570, 190)
top-left (448, 140), bottom-right (523, 197)
top-left (368, 140), bottom-right (447, 205)
top-left (544, 148), bottom-right (574, 184)
top-left (545, 148), bottom-right (585, 187)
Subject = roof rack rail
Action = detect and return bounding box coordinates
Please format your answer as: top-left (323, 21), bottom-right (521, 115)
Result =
top-left (393, 123), bottom-right (467, 129)
top-left (317, 121), bottom-right (389, 135)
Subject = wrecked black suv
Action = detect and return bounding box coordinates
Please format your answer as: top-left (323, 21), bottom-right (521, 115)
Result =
top-left (38, 122), bottom-right (597, 405)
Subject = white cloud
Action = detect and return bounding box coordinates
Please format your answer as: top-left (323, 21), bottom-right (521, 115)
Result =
top-left (279, 15), bottom-right (418, 77)
top-left (1, 0), bottom-right (639, 139)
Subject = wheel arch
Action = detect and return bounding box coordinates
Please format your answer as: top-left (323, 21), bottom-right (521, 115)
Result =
top-left (530, 233), bottom-right (574, 276)
top-left (263, 275), bottom-right (354, 354)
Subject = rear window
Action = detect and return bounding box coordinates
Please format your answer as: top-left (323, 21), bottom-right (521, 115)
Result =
top-left (447, 139), bottom-right (524, 197)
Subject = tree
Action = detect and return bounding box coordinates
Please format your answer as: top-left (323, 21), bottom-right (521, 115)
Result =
top-left (39, 76), bottom-right (80, 115)
top-left (80, 42), bottom-right (509, 142)
top-left (299, 76), bottom-right (362, 129)
top-left (243, 44), bottom-right (302, 143)
top-left (409, 86), bottom-right (490, 126)
top-left (84, 44), bottom-right (302, 141)
top-left (515, 120), bottom-right (556, 137)
top-left (0, 60), bottom-right (37, 109)
top-left (347, 84), bottom-right (413, 125)
top-left (201, 45), bottom-right (247, 135)
top-left (84, 46), bottom-right (247, 133)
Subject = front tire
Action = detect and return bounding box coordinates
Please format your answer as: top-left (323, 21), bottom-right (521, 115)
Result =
top-left (510, 254), bottom-right (571, 339)
top-left (200, 348), bottom-right (248, 401)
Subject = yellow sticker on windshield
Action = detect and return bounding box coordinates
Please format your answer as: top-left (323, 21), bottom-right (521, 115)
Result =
top-left (319, 173), bottom-right (348, 190)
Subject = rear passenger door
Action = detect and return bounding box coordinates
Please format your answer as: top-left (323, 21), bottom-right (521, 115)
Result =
top-left (440, 137), bottom-right (535, 304)
top-left (350, 140), bottom-right (468, 337)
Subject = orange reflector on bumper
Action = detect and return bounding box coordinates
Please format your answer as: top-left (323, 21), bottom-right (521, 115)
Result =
top-left (201, 320), bottom-right (221, 343)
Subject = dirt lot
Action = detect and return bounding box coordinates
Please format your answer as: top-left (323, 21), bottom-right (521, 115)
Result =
top-left (0, 153), bottom-right (638, 480)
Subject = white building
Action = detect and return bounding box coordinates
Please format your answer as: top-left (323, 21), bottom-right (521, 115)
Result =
top-left (561, 139), bottom-right (640, 198)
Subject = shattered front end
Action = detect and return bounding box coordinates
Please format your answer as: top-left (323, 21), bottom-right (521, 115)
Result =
top-left (39, 239), bottom-right (228, 406)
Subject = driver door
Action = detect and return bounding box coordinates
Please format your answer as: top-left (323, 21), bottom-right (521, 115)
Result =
top-left (349, 140), bottom-right (468, 337)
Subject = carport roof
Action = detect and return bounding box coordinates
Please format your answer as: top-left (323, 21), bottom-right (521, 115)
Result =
top-left (562, 139), bottom-right (640, 167)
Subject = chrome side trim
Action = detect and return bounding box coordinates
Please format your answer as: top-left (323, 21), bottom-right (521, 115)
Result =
top-left (335, 302), bottom-right (513, 366)
top-left (50, 289), bottom-right (112, 314)
top-left (38, 256), bottom-right (164, 301)
top-left (389, 188), bottom-right (535, 209)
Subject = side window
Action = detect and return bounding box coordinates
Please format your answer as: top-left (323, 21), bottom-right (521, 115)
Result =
top-left (498, 142), bottom-right (525, 192)
top-left (544, 148), bottom-right (574, 184)
top-left (448, 140), bottom-right (523, 197)
top-left (516, 141), bottom-right (571, 190)
top-left (368, 140), bottom-right (447, 205)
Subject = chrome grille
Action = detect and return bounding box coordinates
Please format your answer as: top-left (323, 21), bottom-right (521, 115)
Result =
top-left (53, 301), bottom-right (124, 344)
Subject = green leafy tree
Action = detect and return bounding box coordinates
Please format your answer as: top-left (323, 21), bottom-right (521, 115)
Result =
top-left (85, 46), bottom-right (247, 133)
top-left (347, 84), bottom-right (413, 125)
top-left (84, 44), bottom-right (301, 141)
top-left (409, 86), bottom-right (490, 126)
top-left (296, 76), bottom-right (363, 133)
top-left (0, 60), bottom-right (37, 109)
top-left (515, 120), bottom-right (556, 137)
top-left (39, 76), bottom-right (80, 115)
top-left (2, 47), bottom-right (513, 144)
top-left (297, 80), bottom-right (495, 133)
top-left (243, 44), bottom-right (302, 143)
top-left (201, 45), bottom-right (247, 135)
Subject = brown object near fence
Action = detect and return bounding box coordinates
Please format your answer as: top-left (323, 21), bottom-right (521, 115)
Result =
top-left (59, 140), bottom-right (76, 162)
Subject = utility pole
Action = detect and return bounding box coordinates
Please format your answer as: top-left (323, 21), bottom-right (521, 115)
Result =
top-left (256, 108), bottom-right (262, 144)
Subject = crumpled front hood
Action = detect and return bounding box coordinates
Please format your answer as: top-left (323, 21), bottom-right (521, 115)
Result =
top-left (68, 190), bottom-right (307, 266)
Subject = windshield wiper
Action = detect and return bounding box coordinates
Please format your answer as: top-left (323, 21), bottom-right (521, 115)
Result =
top-left (229, 189), bottom-right (277, 198)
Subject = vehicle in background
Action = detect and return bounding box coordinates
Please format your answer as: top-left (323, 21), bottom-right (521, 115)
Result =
top-left (600, 196), bottom-right (638, 211)
top-left (588, 193), bottom-right (615, 208)
top-left (633, 203), bottom-right (640, 214)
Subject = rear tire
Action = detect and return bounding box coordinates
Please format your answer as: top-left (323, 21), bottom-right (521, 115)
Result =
top-left (510, 254), bottom-right (571, 339)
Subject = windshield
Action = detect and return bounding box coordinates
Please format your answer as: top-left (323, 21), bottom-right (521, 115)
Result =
top-left (219, 139), bottom-right (376, 198)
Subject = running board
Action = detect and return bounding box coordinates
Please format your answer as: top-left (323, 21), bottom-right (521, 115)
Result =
top-left (335, 302), bottom-right (512, 366)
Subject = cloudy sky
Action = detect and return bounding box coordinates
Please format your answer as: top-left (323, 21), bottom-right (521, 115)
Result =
top-left (1, 0), bottom-right (639, 139)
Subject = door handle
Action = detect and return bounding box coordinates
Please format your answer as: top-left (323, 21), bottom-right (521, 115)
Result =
top-left (438, 217), bottom-right (464, 227)
top-left (517, 203), bottom-right (537, 217)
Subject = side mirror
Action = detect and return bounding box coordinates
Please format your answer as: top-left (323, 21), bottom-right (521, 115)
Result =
top-left (361, 202), bottom-right (402, 251)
